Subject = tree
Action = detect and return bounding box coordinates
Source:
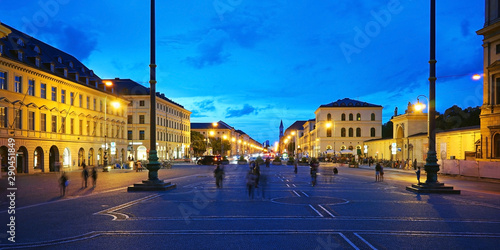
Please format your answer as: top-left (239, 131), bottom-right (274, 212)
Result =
top-left (191, 131), bottom-right (206, 156)
top-left (211, 138), bottom-right (231, 155)
top-left (436, 105), bottom-right (480, 131)
top-left (382, 121), bottom-right (393, 138)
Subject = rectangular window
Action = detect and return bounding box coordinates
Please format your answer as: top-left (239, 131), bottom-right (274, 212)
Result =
top-left (127, 115), bottom-right (133, 124)
top-left (41, 83), bottom-right (46, 99)
top-left (70, 118), bottom-right (74, 134)
top-left (41, 113), bottom-right (46, 132)
top-left (14, 76), bottom-right (22, 93)
top-left (496, 77), bottom-right (500, 105)
top-left (139, 130), bottom-right (145, 140)
top-left (79, 94), bottom-right (82, 107)
top-left (51, 115), bottom-right (57, 133)
top-left (51, 87), bottom-right (57, 101)
top-left (139, 100), bottom-right (145, 106)
top-left (61, 117), bottom-right (66, 134)
top-left (0, 71), bottom-right (6, 90)
top-left (28, 79), bottom-right (34, 96)
top-left (15, 110), bottom-right (22, 129)
top-left (93, 98), bottom-right (96, 110)
top-left (70, 92), bottom-right (74, 105)
top-left (79, 119), bottom-right (83, 135)
top-left (0, 107), bottom-right (7, 128)
top-left (86, 121), bottom-right (90, 135)
top-left (100, 100), bottom-right (103, 112)
top-left (28, 111), bottom-right (35, 130)
top-left (61, 89), bottom-right (66, 104)
top-left (128, 130), bottom-right (133, 140)
top-left (87, 97), bottom-right (90, 109)
top-left (139, 115), bottom-right (145, 124)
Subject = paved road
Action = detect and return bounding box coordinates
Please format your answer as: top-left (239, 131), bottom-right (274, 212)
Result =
top-left (1, 164), bottom-right (499, 249)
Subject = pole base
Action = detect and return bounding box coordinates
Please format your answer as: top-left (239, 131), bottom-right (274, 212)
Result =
top-left (127, 180), bottom-right (176, 192)
top-left (406, 183), bottom-right (460, 194)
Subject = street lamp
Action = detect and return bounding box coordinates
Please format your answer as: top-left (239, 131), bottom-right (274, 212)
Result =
top-left (222, 134), bottom-right (227, 157)
top-left (102, 80), bottom-right (118, 172)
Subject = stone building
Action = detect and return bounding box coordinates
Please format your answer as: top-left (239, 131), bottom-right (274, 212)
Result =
top-left (0, 23), bottom-right (128, 173)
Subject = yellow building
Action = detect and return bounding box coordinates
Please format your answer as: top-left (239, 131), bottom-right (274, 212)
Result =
top-left (295, 98), bottom-right (383, 158)
top-left (477, 0), bottom-right (500, 161)
top-left (111, 78), bottom-right (191, 160)
top-left (191, 121), bottom-right (262, 157)
top-left (0, 23), bottom-right (128, 174)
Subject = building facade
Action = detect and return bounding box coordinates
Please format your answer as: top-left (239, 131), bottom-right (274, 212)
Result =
top-left (477, 0), bottom-right (500, 160)
top-left (293, 98), bottom-right (382, 158)
top-left (0, 23), bottom-right (128, 174)
top-left (112, 78), bottom-right (191, 161)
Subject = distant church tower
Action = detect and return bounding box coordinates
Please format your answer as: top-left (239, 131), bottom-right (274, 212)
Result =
top-left (279, 120), bottom-right (284, 140)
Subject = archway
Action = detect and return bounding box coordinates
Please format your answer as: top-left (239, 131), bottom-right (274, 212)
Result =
top-left (120, 148), bottom-right (125, 165)
top-left (0, 146), bottom-right (8, 174)
top-left (88, 148), bottom-right (95, 166)
top-left (78, 148), bottom-right (85, 167)
top-left (137, 146), bottom-right (147, 160)
top-left (34, 146), bottom-right (44, 172)
top-left (97, 148), bottom-right (103, 166)
top-left (63, 147), bottom-right (71, 169)
top-left (17, 146), bottom-right (28, 173)
top-left (49, 145), bottom-right (59, 172)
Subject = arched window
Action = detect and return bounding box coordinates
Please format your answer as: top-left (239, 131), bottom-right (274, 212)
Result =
top-left (371, 113), bottom-right (375, 121)
top-left (349, 113), bottom-right (353, 121)
top-left (327, 113), bottom-right (331, 121)
top-left (356, 128), bottom-right (361, 137)
top-left (341, 113), bottom-right (346, 121)
top-left (371, 127), bottom-right (376, 137)
top-left (356, 113), bottom-right (361, 121)
top-left (348, 128), bottom-right (353, 137)
top-left (341, 128), bottom-right (346, 137)
top-left (348, 146), bottom-right (353, 150)
top-left (494, 133), bottom-right (500, 158)
top-left (327, 128), bottom-right (332, 137)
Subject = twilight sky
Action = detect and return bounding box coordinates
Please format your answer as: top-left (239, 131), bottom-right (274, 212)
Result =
top-left (0, 0), bottom-right (484, 143)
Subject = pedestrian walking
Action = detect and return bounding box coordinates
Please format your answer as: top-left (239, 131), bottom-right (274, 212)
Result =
top-left (253, 162), bottom-right (260, 187)
top-left (413, 159), bottom-right (418, 170)
top-left (294, 157), bottom-right (298, 174)
top-left (91, 167), bottom-right (98, 188)
top-left (415, 167), bottom-right (421, 184)
top-left (310, 158), bottom-right (319, 186)
top-left (82, 163), bottom-right (89, 188)
top-left (246, 168), bottom-right (256, 199)
top-left (380, 165), bottom-right (384, 181)
top-left (265, 157), bottom-right (270, 168)
top-left (375, 163), bottom-right (381, 182)
top-left (214, 164), bottom-right (224, 188)
top-left (59, 172), bottom-right (68, 197)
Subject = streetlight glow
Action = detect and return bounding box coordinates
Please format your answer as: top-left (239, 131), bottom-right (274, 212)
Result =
top-left (326, 122), bottom-right (332, 128)
top-left (472, 74), bottom-right (482, 80)
top-left (111, 101), bottom-right (120, 109)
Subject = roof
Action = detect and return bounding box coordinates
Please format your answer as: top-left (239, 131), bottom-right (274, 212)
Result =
top-left (285, 121), bottom-right (307, 131)
top-left (191, 121), bottom-right (233, 130)
top-left (0, 23), bottom-right (110, 93)
top-left (320, 98), bottom-right (382, 108)
top-left (110, 78), bottom-right (184, 108)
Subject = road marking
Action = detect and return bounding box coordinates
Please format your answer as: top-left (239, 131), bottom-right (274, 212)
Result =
top-left (339, 233), bottom-right (360, 250)
top-left (95, 194), bottom-right (161, 220)
top-left (301, 191), bottom-right (309, 197)
top-left (309, 204), bottom-right (323, 217)
top-left (292, 184), bottom-right (296, 187)
top-left (292, 190), bottom-right (301, 197)
top-left (354, 233), bottom-right (377, 250)
top-left (318, 204), bottom-right (335, 217)
top-left (286, 184), bottom-right (290, 187)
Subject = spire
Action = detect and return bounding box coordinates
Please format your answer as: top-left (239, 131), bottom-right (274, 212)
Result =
top-left (279, 120), bottom-right (284, 139)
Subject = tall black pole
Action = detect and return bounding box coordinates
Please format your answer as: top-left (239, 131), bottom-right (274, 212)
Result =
top-left (147, 0), bottom-right (160, 181)
top-left (425, 0), bottom-right (439, 184)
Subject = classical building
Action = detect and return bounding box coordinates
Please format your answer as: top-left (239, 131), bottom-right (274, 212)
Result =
top-left (0, 23), bottom-right (128, 174)
top-left (477, 0), bottom-right (500, 160)
top-left (191, 121), bottom-right (262, 156)
top-left (281, 120), bottom-right (306, 156)
top-left (364, 105), bottom-right (481, 163)
top-left (294, 98), bottom-right (383, 158)
top-left (111, 78), bottom-right (191, 160)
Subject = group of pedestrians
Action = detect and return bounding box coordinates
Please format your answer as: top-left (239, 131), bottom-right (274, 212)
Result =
top-left (375, 162), bottom-right (384, 182)
top-left (245, 161), bottom-right (268, 199)
top-left (58, 160), bottom-right (98, 197)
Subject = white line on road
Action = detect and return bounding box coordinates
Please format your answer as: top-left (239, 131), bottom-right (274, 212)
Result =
top-left (318, 204), bottom-right (335, 217)
top-left (292, 190), bottom-right (301, 197)
top-left (339, 233), bottom-right (360, 250)
top-left (354, 233), bottom-right (377, 250)
top-left (286, 184), bottom-right (290, 187)
top-left (309, 204), bottom-right (323, 217)
top-left (301, 191), bottom-right (309, 197)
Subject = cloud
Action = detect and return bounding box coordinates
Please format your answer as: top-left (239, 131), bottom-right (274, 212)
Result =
top-left (185, 29), bottom-right (230, 68)
top-left (40, 23), bottom-right (98, 61)
top-left (190, 99), bottom-right (216, 117)
top-left (226, 104), bottom-right (263, 118)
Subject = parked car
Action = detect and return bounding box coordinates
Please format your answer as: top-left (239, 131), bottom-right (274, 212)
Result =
top-left (197, 155), bottom-right (222, 165)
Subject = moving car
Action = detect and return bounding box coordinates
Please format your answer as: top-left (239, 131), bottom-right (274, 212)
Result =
top-left (197, 155), bottom-right (222, 165)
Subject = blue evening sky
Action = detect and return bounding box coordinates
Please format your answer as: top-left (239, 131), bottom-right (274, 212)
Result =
top-left (0, 0), bottom-right (484, 143)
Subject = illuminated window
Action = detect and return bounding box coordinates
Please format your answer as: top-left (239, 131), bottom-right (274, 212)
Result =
top-left (28, 79), bottom-right (34, 96)
top-left (14, 76), bottom-right (22, 93)
top-left (356, 113), bottom-right (361, 121)
top-left (0, 71), bottom-right (7, 90)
